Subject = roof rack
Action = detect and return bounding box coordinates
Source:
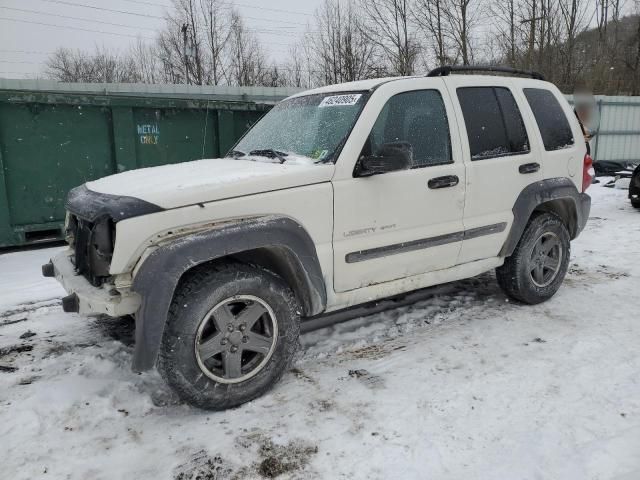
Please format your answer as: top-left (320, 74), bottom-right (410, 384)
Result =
top-left (427, 65), bottom-right (545, 81)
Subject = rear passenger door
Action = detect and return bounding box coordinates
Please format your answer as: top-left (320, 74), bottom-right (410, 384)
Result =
top-left (444, 78), bottom-right (543, 264)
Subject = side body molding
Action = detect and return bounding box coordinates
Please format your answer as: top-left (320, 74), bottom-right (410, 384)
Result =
top-left (500, 178), bottom-right (591, 257)
top-left (131, 216), bottom-right (327, 371)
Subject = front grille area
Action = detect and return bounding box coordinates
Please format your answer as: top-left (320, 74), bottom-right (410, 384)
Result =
top-left (67, 213), bottom-right (115, 287)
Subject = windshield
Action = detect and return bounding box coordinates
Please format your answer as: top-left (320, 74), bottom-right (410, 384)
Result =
top-left (230, 92), bottom-right (367, 164)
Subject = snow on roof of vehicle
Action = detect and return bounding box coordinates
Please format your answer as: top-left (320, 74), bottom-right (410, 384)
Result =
top-left (287, 77), bottom-right (407, 98)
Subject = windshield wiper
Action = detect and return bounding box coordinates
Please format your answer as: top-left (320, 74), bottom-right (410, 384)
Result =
top-left (248, 149), bottom-right (288, 164)
top-left (228, 149), bottom-right (246, 158)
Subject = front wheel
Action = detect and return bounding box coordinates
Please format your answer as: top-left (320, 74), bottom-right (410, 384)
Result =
top-left (157, 262), bottom-right (300, 410)
top-left (496, 212), bottom-right (571, 304)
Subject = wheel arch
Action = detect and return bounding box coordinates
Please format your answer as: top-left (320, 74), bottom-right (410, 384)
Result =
top-left (533, 198), bottom-right (578, 237)
top-left (130, 216), bottom-right (326, 372)
top-left (500, 178), bottom-right (591, 257)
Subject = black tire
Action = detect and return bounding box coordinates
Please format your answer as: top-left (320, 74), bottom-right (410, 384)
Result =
top-left (496, 212), bottom-right (570, 305)
top-left (157, 262), bottom-right (300, 410)
top-left (631, 197), bottom-right (640, 209)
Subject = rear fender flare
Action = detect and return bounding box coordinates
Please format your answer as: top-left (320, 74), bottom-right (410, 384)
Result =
top-left (131, 216), bottom-right (326, 371)
top-left (500, 178), bottom-right (591, 257)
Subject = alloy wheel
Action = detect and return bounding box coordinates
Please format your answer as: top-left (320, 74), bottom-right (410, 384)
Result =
top-left (528, 232), bottom-right (563, 288)
top-left (194, 295), bottom-right (278, 384)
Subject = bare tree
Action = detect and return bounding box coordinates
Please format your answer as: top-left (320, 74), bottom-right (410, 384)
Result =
top-left (308, 0), bottom-right (378, 85)
top-left (129, 40), bottom-right (162, 84)
top-left (200, 0), bottom-right (231, 84)
top-left (45, 47), bottom-right (140, 83)
top-left (622, 3), bottom-right (640, 94)
top-left (283, 44), bottom-right (311, 88)
top-left (42, 0), bottom-right (640, 94)
top-left (414, 0), bottom-right (449, 67)
top-left (155, 0), bottom-right (205, 85)
top-left (359, 0), bottom-right (419, 75)
top-left (228, 12), bottom-right (267, 86)
top-left (558, 0), bottom-right (591, 87)
top-left (443, 0), bottom-right (478, 65)
top-left (536, 0), bottom-right (556, 72)
top-left (489, 0), bottom-right (520, 67)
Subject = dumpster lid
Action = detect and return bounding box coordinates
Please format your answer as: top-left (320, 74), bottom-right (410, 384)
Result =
top-left (0, 78), bottom-right (303, 105)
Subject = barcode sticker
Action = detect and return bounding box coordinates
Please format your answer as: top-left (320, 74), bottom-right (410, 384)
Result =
top-left (319, 94), bottom-right (362, 107)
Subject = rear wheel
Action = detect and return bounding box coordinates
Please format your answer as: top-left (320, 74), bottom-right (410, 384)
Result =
top-left (158, 262), bottom-right (300, 410)
top-left (496, 212), bottom-right (570, 304)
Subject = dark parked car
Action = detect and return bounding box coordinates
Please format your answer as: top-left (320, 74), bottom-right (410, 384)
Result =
top-left (595, 160), bottom-right (638, 177)
top-left (630, 165), bottom-right (640, 209)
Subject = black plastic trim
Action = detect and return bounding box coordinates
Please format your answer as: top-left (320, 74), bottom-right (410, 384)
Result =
top-left (500, 178), bottom-right (591, 257)
top-left (464, 222), bottom-right (508, 240)
top-left (41, 261), bottom-right (55, 278)
top-left (66, 184), bottom-right (163, 223)
top-left (345, 222), bottom-right (507, 264)
top-left (130, 216), bottom-right (327, 371)
top-left (61, 293), bottom-right (79, 313)
top-left (427, 65), bottom-right (545, 80)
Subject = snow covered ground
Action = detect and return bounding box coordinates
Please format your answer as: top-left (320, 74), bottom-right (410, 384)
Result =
top-left (1, 182), bottom-right (639, 480)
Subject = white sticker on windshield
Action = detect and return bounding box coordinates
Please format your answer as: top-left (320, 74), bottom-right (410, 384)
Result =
top-left (319, 94), bottom-right (362, 107)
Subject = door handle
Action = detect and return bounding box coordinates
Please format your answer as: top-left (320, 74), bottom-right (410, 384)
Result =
top-left (428, 175), bottom-right (459, 189)
top-left (519, 162), bottom-right (540, 174)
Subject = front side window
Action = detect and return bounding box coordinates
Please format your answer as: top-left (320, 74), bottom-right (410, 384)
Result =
top-left (231, 92), bottom-right (366, 164)
top-left (362, 90), bottom-right (452, 168)
top-left (457, 86), bottom-right (530, 160)
top-left (524, 88), bottom-right (575, 151)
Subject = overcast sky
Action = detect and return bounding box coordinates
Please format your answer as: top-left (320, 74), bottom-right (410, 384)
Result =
top-left (0, 0), bottom-right (323, 79)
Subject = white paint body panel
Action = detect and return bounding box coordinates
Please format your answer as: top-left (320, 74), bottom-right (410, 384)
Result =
top-left (517, 79), bottom-right (587, 188)
top-left (330, 77), bottom-right (466, 292)
top-left (110, 182), bottom-right (335, 274)
top-left (87, 158), bottom-right (334, 209)
top-left (51, 250), bottom-right (141, 316)
top-left (442, 76), bottom-right (545, 264)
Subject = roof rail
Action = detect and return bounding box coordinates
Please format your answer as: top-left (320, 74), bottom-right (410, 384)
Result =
top-left (427, 65), bottom-right (545, 81)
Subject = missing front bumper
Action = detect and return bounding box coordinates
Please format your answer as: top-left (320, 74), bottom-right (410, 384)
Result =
top-left (43, 250), bottom-right (140, 317)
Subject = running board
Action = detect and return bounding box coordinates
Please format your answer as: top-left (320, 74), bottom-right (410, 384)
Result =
top-left (301, 283), bottom-right (457, 333)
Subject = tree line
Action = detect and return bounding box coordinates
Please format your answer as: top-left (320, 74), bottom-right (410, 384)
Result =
top-left (45, 0), bottom-right (640, 94)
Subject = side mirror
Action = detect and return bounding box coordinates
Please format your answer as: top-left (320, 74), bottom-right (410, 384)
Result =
top-left (356, 142), bottom-right (412, 177)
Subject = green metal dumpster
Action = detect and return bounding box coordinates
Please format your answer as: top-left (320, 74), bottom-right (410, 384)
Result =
top-left (0, 79), bottom-right (300, 248)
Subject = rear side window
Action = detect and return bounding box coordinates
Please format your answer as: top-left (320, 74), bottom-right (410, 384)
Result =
top-left (457, 87), bottom-right (530, 160)
top-left (523, 88), bottom-right (575, 151)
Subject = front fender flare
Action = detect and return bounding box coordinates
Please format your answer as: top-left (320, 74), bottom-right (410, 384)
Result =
top-left (131, 216), bottom-right (326, 371)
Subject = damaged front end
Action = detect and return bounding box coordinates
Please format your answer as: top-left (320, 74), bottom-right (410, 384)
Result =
top-left (42, 184), bottom-right (163, 315)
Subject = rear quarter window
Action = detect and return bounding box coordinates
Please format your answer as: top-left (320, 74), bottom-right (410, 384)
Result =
top-left (523, 88), bottom-right (575, 151)
top-left (457, 86), bottom-right (529, 160)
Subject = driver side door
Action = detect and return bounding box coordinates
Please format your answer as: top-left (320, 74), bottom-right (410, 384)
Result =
top-left (332, 84), bottom-right (466, 293)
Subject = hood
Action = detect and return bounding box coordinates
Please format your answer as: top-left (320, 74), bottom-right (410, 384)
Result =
top-left (85, 158), bottom-right (335, 209)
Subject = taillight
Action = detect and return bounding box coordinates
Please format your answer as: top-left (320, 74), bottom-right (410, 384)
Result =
top-left (582, 154), bottom-right (595, 192)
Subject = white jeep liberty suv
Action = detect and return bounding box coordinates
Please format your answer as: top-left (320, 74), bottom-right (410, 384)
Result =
top-left (43, 66), bottom-right (593, 410)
